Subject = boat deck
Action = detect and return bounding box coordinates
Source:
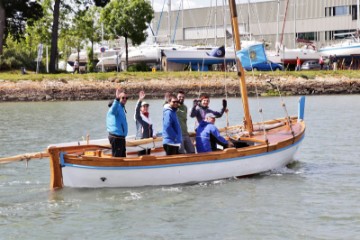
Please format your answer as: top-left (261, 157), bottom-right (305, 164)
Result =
top-left (81, 120), bottom-right (304, 159)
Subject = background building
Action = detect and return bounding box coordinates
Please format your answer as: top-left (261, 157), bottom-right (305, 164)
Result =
top-left (152, 0), bottom-right (360, 50)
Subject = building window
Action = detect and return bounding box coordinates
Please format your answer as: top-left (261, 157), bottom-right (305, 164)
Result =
top-left (352, 5), bottom-right (358, 20)
top-left (325, 29), bottom-right (356, 40)
top-left (334, 6), bottom-right (349, 16)
top-left (325, 5), bottom-right (354, 17)
top-left (325, 31), bottom-right (332, 41)
top-left (297, 32), bottom-right (317, 41)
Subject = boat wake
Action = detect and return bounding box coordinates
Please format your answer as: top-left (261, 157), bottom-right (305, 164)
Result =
top-left (264, 160), bottom-right (305, 176)
top-left (125, 191), bottom-right (143, 201)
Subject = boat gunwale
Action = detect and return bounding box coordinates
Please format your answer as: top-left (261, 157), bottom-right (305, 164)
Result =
top-left (59, 121), bottom-right (305, 168)
top-left (61, 133), bottom-right (304, 170)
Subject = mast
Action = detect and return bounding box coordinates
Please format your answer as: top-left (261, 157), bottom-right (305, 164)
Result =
top-left (276, 0), bottom-right (280, 53)
top-left (356, 0), bottom-right (360, 41)
top-left (223, 0), bottom-right (227, 47)
top-left (280, 0), bottom-right (289, 48)
top-left (215, 0), bottom-right (217, 45)
top-left (228, 0), bottom-right (253, 134)
top-left (294, 0), bottom-right (296, 48)
top-left (168, 0), bottom-right (171, 44)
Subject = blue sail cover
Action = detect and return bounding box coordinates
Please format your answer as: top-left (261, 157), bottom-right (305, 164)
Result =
top-left (236, 44), bottom-right (267, 68)
top-left (207, 46), bottom-right (225, 58)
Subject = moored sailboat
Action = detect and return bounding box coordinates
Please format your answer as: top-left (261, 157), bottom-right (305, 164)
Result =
top-left (318, 36), bottom-right (360, 57)
top-left (43, 0), bottom-right (306, 190)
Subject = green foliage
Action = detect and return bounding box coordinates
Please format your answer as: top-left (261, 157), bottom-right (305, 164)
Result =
top-left (101, 0), bottom-right (153, 43)
top-left (87, 46), bottom-right (95, 72)
top-left (1, 0), bottom-right (43, 44)
top-left (0, 39), bottom-right (37, 71)
top-left (127, 63), bottom-right (151, 72)
top-left (101, 0), bottom-right (154, 70)
top-left (265, 89), bottom-right (280, 96)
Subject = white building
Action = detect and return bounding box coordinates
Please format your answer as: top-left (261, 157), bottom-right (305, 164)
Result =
top-left (152, 0), bottom-right (360, 50)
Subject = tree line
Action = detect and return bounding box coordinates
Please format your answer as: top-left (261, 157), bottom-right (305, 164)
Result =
top-left (0, 0), bottom-right (154, 73)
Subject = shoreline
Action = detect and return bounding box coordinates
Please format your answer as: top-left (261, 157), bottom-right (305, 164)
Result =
top-left (0, 74), bottom-right (359, 102)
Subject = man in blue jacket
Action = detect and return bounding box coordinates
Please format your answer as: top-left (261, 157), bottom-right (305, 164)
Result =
top-left (162, 95), bottom-right (182, 155)
top-left (107, 89), bottom-right (128, 157)
top-left (196, 113), bottom-right (232, 153)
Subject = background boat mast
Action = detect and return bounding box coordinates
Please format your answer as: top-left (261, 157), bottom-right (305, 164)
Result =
top-left (168, 0), bottom-right (171, 44)
top-left (228, 0), bottom-right (253, 134)
top-left (356, 0), bottom-right (360, 41)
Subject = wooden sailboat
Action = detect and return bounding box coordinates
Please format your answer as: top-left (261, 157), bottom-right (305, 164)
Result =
top-left (44, 0), bottom-right (306, 189)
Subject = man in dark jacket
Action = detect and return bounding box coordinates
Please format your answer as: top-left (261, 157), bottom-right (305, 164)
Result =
top-left (190, 93), bottom-right (227, 127)
top-left (196, 113), bottom-right (232, 153)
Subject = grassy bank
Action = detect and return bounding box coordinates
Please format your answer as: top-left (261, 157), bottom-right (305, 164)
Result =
top-left (1, 69), bottom-right (360, 82)
top-left (1, 69), bottom-right (359, 102)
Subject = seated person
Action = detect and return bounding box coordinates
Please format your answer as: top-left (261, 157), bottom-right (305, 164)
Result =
top-left (196, 113), bottom-right (232, 153)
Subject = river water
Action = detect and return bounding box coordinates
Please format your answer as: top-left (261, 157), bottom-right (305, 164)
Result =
top-left (0, 95), bottom-right (359, 239)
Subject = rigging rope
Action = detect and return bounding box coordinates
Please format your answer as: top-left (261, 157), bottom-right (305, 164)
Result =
top-left (248, 67), bottom-right (268, 143)
top-left (268, 79), bottom-right (295, 139)
top-left (155, 0), bottom-right (167, 43)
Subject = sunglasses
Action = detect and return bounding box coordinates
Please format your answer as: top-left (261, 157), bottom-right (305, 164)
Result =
top-left (171, 101), bottom-right (179, 103)
top-left (121, 97), bottom-right (128, 100)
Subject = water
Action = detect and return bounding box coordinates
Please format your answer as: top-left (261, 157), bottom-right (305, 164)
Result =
top-left (1, 95), bottom-right (359, 239)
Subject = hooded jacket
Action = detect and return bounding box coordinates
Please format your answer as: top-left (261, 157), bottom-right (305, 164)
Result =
top-left (196, 120), bottom-right (228, 153)
top-left (162, 105), bottom-right (182, 145)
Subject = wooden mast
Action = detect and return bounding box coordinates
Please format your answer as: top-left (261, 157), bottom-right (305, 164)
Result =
top-left (228, 0), bottom-right (253, 134)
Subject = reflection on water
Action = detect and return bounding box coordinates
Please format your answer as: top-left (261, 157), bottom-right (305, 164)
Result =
top-left (1, 95), bottom-right (360, 239)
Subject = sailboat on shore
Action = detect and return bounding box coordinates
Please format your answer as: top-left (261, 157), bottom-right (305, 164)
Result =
top-left (266, 0), bottom-right (319, 66)
top-left (319, 1), bottom-right (360, 58)
top-left (318, 33), bottom-right (360, 57)
top-left (0, 0), bottom-right (306, 190)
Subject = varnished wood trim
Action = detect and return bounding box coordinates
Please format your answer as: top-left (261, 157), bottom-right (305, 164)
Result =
top-left (48, 147), bottom-right (63, 190)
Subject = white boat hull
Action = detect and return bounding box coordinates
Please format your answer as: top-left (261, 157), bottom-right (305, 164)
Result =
top-left (267, 48), bottom-right (320, 64)
top-left (319, 43), bottom-right (360, 57)
top-left (61, 139), bottom-right (302, 188)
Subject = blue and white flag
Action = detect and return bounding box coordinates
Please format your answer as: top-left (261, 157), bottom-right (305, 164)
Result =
top-left (207, 46), bottom-right (225, 58)
top-left (236, 44), bottom-right (267, 68)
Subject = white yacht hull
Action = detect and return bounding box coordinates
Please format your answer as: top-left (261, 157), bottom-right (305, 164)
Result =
top-left (319, 42), bottom-right (360, 57)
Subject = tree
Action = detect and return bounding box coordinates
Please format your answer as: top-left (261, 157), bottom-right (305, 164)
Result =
top-left (101, 0), bottom-right (154, 70)
top-left (49, 0), bottom-right (61, 73)
top-left (0, 0), bottom-right (43, 55)
top-left (72, 7), bottom-right (102, 72)
top-left (48, 0), bottom-right (109, 73)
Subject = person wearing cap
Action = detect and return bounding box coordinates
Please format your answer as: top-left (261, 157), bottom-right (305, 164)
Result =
top-left (176, 90), bottom-right (195, 154)
top-left (106, 88), bottom-right (128, 157)
top-left (190, 93), bottom-right (227, 127)
top-left (134, 91), bottom-right (156, 156)
top-left (162, 95), bottom-right (182, 155)
top-left (195, 112), bottom-right (232, 153)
